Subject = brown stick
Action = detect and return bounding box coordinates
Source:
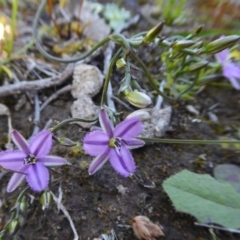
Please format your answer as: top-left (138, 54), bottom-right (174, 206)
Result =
top-left (0, 64), bottom-right (74, 97)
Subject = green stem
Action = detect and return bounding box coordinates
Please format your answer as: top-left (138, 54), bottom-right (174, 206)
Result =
top-left (176, 71), bottom-right (200, 99)
top-left (0, 38), bottom-right (35, 67)
top-left (15, 186), bottom-right (28, 204)
top-left (130, 51), bottom-right (174, 102)
top-left (139, 137), bottom-right (240, 145)
top-left (33, 0), bottom-right (130, 63)
top-left (6, 0), bottom-right (18, 56)
top-left (100, 48), bottom-right (123, 106)
top-left (110, 34), bottom-right (130, 49)
top-left (50, 116), bottom-right (98, 133)
top-left (33, 0), bottom-right (112, 63)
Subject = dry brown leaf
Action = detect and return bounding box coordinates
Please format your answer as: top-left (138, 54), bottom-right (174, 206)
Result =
top-left (132, 216), bottom-right (164, 240)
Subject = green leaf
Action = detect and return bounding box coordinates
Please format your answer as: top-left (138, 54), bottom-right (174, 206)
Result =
top-left (0, 65), bottom-right (13, 79)
top-left (214, 164), bottom-right (240, 193)
top-left (103, 3), bottom-right (130, 30)
top-left (162, 170), bottom-right (240, 229)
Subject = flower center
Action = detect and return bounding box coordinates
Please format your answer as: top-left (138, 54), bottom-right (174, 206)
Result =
top-left (109, 137), bottom-right (122, 155)
top-left (109, 137), bottom-right (121, 148)
top-left (23, 154), bottom-right (38, 165)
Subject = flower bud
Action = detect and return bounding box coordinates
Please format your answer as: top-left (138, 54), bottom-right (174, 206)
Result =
top-left (40, 191), bottom-right (52, 211)
top-left (124, 90), bottom-right (152, 108)
top-left (204, 35), bottom-right (240, 54)
top-left (116, 58), bottom-right (127, 69)
top-left (54, 136), bottom-right (77, 147)
top-left (183, 60), bottom-right (209, 72)
top-left (8, 219), bottom-right (19, 235)
top-left (132, 216), bottom-right (164, 240)
top-left (19, 196), bottom-right (27, 214)
top-left (172, 40), bottom-right (195, 49)
top-left (186, 25), bottom-right (203, 39)
top-left (127, 109), bottom-right (151, 120)
top-left (144, 22), bottom-right (164, 43)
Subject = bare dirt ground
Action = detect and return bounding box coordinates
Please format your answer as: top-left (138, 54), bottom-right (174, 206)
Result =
top-left (0, 0), bottom-right (240, 239)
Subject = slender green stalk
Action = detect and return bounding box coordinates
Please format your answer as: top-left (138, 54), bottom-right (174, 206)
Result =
top-left (139, 137), bottom-right (240, 145)
top-left (50, 116), bottom-right (98, 133)
top-left (130, 51), bottom-right (174, 102)
top-left (0, 38), bottom-right (35, 67)
top-left (33, 0), bottom-right (130, 63)
top-left (6, 0), bottom-right (18, 56)
top-left (110, 33), bottom-right (130, 49)
top-left (100, 48), bottom-right (122, 106)
top-left (33, 0), bottom-right (112, 63)
top-left (176, 71), bottom-right (199, 99)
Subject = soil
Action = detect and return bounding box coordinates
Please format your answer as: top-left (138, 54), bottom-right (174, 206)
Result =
top-left (0, 1), bottom-right (240, 240)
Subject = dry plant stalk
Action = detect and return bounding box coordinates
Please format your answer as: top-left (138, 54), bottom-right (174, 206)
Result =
top-left (132, 216), bottom-right (164, 240)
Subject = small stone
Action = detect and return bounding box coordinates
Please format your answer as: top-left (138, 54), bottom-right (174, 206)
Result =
top-left (71, 64), bottom-right (104, 98)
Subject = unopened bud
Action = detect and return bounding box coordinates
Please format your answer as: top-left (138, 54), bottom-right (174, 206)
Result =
top-left (124, 90), bottom-right (152, 108)
top-left (144, 22), bottom-right (164, 43)
top-left (19, 196), bottom-right (27, 214)
top-left (55, 137), bottom-right (77, 147)
top-left (127, 109), bottom-right (151, 120)
top-left (40, 191), bottom-right (52, 211)
top-left (172, 40), bottom-right (195, 49)
top-left (204, 35), bottom-right (240, 54)
top-left (8, 220), bottom-right (18, 235)
top-left (116, 58), bottom-right (127, 69)
top-left (184, 60), bottom-right (209, 72)
top-left (186, 25), bottom-right (203, 39)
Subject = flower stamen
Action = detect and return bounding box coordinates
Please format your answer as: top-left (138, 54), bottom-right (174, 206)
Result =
top-left (23, 154), bottom-right (38, 165)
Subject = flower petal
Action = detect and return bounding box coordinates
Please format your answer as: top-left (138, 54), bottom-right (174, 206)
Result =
top-left (29, 130), bottom-right (52, 159)
top-left (0, 150), bottom-right (26, 171)
top-left (99, 108), bottom-right (114, 136)
top-left (83, 130), bottom-right (109, 156)
top-left (114, 117), bottom-right (143, 139)
top-left (11, 130), bottom-right (30, 154)
top-left (42, 155), bottom-right (69, 166)
top-left (215, 48), bottom-right (229, 64)
top-left (88, 150), bottom-right (110, 175)
top-left (109, 144), bottom-right (136, 177)
top-left (223, 64), bottom-right (240, 90)
top-left (26, 163), bottom-right (49, 192)
top-left (124, 139), bottom-right (145, 149)
top-left (7, 172), bottom-right (26, 192)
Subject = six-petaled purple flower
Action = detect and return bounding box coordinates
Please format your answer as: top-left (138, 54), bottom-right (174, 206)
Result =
top-left (83, 108), bottom-right (145, 177)
top-left (215, 48), bottom-right (240, 90)
top-left (0, 130), bottom-right (69, 192)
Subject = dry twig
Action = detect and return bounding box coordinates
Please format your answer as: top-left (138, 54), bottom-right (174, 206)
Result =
top-left (0, 64), bottom-right (74, 97)
top-left (51, 187), bottom-right (79, 240)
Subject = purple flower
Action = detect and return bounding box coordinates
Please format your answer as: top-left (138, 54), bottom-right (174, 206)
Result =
top-left (83, 108), bottom-right (145, 177)
top-left (215, 48), bottom-right (240, 90)
top-left (0, 130), bottom-right (69, 192)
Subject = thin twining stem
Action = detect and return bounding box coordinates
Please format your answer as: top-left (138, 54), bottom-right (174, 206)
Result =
top-left (130, 51), bottom-right (174, 103)
top-left (33, 0), bottom-right (130, 63)
top-left (50, 116), bottom-right (98, 133)
top-left (100, 48), bottom-right (123, 106)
